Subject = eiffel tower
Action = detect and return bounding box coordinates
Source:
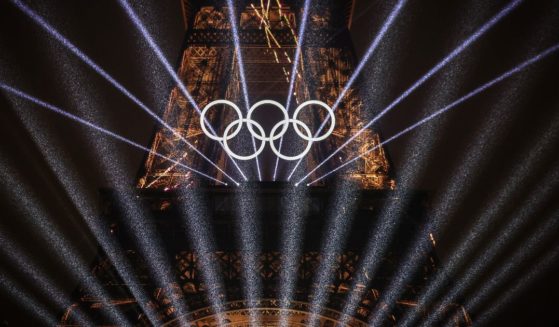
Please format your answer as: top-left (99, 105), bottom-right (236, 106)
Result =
top-left (61, 1), bottom-right (471, 326)
top-left (137, 0), bottom-right (394, 189)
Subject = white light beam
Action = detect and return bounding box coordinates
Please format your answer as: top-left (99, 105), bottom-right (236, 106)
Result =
top-left (116, 0), bottom-right (248, 181)
top-left (0, 232), bottom-right (94, 326)
top-left (293, 0), bottom-right (524, 183)
top-left (9, 0), bottom-right (238, 185)
top-left (273, 0), bottom-right (311, 181)
top-left (226, 0), bottom-right (263, 181)
top-left (0, 274), bottom-right (59, 326)
top-left (287, 0), bottom-right (407, 180)
top-left (0, 83), bottom-right (228, 186)
top-left (303, 42), bottom-right (559, 186)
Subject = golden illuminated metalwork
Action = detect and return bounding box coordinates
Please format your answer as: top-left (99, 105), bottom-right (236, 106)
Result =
top-left (61, 184), bottom-right (471, 326)
top-left (161, 300), bottom-right (369, 326)
top-left (61, 249), bottom-right (470, 326)
top-left (138, 0), bottom-right (394, 189)
top-left (61, 2), bottom-right (470, 326)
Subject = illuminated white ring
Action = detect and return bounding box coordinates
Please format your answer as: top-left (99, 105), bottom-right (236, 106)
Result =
top-left (200, 99), bottom-right (335, 161)
top-left (269, 119), bottom-right (313, 161)
top-left (222, 118), bottom-right (266, 160)
top-left (293, 100), bottom-right (336, 142)
top-left (200, 99), bottom-right (243, 141)
top-left (246, 99), bottom-right (289, 141)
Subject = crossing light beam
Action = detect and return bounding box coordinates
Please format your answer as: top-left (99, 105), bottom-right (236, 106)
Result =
top-left (302, 42), bottom-right (559, 186)
top-left (293, 0), bottom-right (524, 183)
top-left (0, 83), bottom-right (229, 186)
top-left (116, 0), bottom-right (248, 181)
top-left (9, 0), bottom-right (238, 185)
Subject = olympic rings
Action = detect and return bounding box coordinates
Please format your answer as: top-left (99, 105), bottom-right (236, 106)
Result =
top-left (200, 99), bottom-right (335, 161)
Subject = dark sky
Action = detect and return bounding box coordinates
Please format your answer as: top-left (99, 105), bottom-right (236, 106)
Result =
top-left (1, 0), bottom-right (559, 326)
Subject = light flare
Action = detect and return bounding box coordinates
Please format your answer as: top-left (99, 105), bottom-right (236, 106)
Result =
top-left (0, 160), bottom-right (132, 326)
top-left (286, 0), bottom-right (408, 182)
top-left (474, 245), bottom-right (559, 326)
top-left (399, 117), bottom-right (559, 327)
top-left (233, 184), bottom-right (264, 326)
top-left (176, 188), bottom-right (228, 326)
top-left (417, 173), bottom-right (559, 327)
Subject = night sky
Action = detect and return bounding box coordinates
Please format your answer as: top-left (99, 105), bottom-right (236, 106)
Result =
top-left (1, 0), bottom-right (559, 326)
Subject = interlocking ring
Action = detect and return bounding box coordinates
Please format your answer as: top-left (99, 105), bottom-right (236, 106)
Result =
top-left (222, 118), bottom-right (266, 160)
top-left (293, 100), bottom-right (336, 141)
top-left (247, 100), bottom-right (289, 141)
top-left (200, 99), bottom-right (335, 161)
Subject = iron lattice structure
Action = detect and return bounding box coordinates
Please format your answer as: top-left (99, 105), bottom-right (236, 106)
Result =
top-left (62, 1), bottom-right (471, 326)
top-left (138, 0), bottom-right (394, 189)
top-left (62, 185), bottom-right (471, 326)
